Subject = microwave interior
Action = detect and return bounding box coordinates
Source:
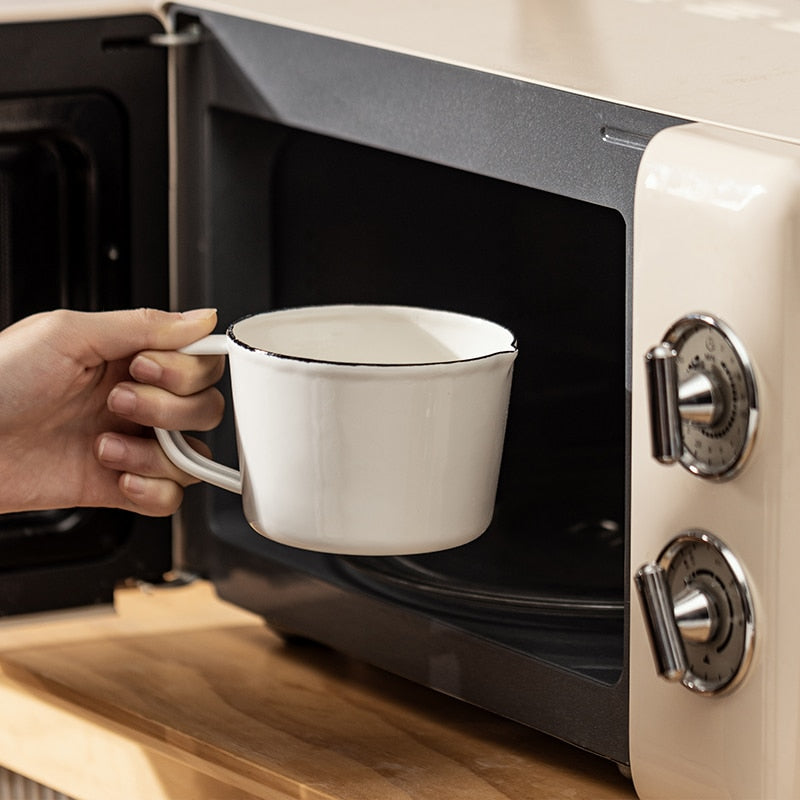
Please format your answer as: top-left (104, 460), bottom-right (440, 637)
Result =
top-left (188, 107), bottom-right (633, 761)
top-left (0, 9), bottom-right (684, 766)
top-left (202, 110), bottom-right (629, 673)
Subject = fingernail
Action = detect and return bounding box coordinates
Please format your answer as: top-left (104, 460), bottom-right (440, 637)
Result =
top-left (122, 473), bottom-right (147, 496)
top-left (98, 435), bottom-right (126, 463)
top-left (108, 386), bottom-right (137, 415)
top-left (130, 354), bottom-right (163, 383)
top-left (179, 308), bottom-right (217, 322)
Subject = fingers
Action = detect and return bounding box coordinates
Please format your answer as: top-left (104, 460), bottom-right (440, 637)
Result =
top-left (116, 349), bottom-right (226, 432)
top-left (96, 433), bottom-right (212, 516)
top-left (119, 474), bottom-right (184, 517)
top-left (129, 350), bottom-right (226, 397)
top-left (52, 307), bottom-right (219, 366)
top-left (76, 307), bottom-right (222, 516)
top-left (96, 431), bottom-right (211, 483)
top-left (108, 381), bottom-right (225, 431)
top-left (99, 313), bottom-right (226, 517)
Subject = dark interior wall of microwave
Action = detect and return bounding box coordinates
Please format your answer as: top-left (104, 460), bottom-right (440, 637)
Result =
top-left (0, 17), bottom-right (171, 615)
top-left (199, 109), bottom-right (626, 677)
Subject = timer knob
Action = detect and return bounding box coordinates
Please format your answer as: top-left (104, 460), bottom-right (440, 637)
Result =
top-left (644, 313), bottom-right (757, 479)
top-left (635, 566), bottom-right (719, 679)
top-left (635, 530), bottom-right (755, 695)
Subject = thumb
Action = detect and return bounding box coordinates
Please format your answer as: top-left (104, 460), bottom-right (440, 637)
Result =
top-left (69, 308), bottom-right (218, 365)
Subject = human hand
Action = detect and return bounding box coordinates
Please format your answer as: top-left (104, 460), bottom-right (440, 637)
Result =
top-left (0, 308), bottom-right (224, 516)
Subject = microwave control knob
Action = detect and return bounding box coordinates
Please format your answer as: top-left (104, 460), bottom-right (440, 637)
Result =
top-left (635, 530), bottom-right (755, 695)
top-left (645, 313), bottom-right (757, 479)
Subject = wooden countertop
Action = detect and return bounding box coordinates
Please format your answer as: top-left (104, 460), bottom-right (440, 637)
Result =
top-left (0, 580), bottom-right (635, 800)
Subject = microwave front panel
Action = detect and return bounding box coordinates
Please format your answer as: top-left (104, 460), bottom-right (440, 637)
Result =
top-left (0, 15), bottom-right (171, 616)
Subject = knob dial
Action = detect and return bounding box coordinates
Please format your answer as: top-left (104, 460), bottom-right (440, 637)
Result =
top-left (635, 530), bottom-right (755, 695)
top-left (645, 313), bottom-right (758, 479)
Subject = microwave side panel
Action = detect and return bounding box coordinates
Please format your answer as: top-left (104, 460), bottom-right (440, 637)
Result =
top-left (0, 15), bottom-right (172, 617)
top-left (169, 7), bottom-right (685, 765)
top-left (630, 125), bottom-right (800, 798)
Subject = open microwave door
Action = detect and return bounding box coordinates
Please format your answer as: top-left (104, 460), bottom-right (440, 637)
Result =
top-left (0, 12), bottom-right (171, 617)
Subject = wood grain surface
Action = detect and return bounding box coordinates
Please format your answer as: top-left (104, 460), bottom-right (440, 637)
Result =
top-left (0, 581), bottom-right (635, 800)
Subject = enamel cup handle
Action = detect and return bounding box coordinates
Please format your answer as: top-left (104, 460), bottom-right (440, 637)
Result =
top-left (154, 335), bottom-right (242, 494)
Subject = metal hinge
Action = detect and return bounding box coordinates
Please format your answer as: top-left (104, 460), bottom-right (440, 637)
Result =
top-left (102, 22), bottom-right (204, 52)
top-left (148, 22), bottom-right (204, 48)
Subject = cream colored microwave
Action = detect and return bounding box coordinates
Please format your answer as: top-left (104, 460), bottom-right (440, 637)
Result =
top-left (1, 2), bottom-right (799, 797)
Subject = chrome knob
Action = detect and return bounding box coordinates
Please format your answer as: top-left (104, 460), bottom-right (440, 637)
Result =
top-left (672, 584), bottom-right (718, 644)
top-left (645, 345), bottom-right (724, 463)
top-left (635, 530), bottom-right (755, 695)
top-left (677, 371), bottom-right (722, 426)
top-left (644, 314), bottom-right (757, 479)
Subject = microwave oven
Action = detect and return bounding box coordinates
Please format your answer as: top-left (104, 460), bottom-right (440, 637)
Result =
top-left (1, 2), bottom-right (799, 797)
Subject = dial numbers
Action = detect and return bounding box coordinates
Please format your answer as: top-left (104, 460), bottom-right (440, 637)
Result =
top-left (665, 314), bottom-right (758, 479)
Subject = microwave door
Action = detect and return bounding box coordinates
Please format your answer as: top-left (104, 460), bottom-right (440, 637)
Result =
top-left (0, 14), bottom-right (172, 618)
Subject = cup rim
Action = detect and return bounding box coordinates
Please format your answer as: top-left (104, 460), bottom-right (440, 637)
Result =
top-left (227, 304), bottom-right (518, 367)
